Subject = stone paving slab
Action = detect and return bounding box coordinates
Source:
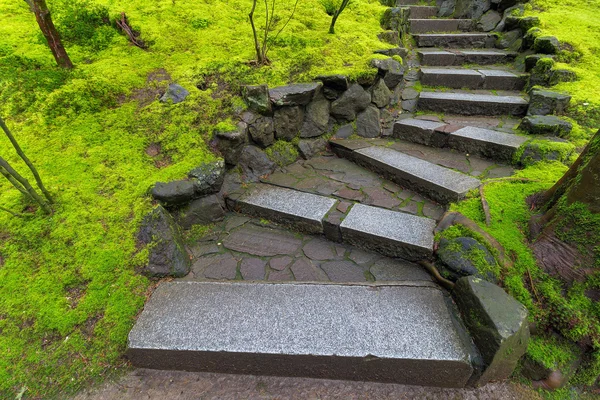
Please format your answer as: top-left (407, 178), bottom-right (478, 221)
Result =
top-left (340, 203), bottom-right (436, 260)
top-left (414, 34), bottom-right (493, 49)
top-left (184, 215), bottom-right (434, 284)
top-left (128, 281), bottom-right (474, 387)
top-left (262, 155), bottom-right (446, 220)
top-left (448, 126), bottom-right (529, 162)
top-left (234, 184), bottom-right (337, 234)
top-left (419, 91), bottom-right (528, 116)
top-left (353, 146), bottom-right (482, 204)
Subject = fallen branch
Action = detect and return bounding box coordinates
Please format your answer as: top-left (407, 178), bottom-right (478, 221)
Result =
top-left (480, 185), bottom-right (491, 226)
top-left (116, 12), bottom-right (147, 49)
top-left (526, 267), bottom-right (542, 304)
top-left (419, 260), bottom-right (455, 291)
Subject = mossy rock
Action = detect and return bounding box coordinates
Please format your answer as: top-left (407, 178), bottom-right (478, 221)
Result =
top-left (265, 140), bottom-right (299, 167)
top-left (534, 36), bottom-right (560, 54)
top-left (516, 139), bottom-right (576, 166)
top-left (437, 237), bottom-right (498, 283)
top-left (518, 115), bottom-right (573, 137)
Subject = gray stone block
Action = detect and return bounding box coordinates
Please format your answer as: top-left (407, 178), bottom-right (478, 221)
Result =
top-left (340, 203), bottom-right (436, 260)
top-left (453, 276), bottom-right (529, 385)
top-left (415, 34), bottom-right (493, 49)
top-left (527, 89), bottom-right (571, 116)
top-left (269, 83), bottom-right (322, 106)
top-left (518, 115), bottom-right (573, 136)
top-left (418, 91), bottom-right (528, 116)
top-left (353, 146), bottom-right (482, 204)
top-left (410, 19), bottom-right (466, 33)
top-left (459, 49), bottom-right (517, 65)
top-left (393, 118), bottom-right (447, 147)
top-left (176, 195), bottom-right (225, 229)
top-left (418, 50), bottom-right (457, 66)
top-left (356, 106), bottom-right (381, 138)
top-left (233, 184), bottom-right (336, 234)
top-left (421, 68), bottom-right (485, 89)
top-left (478, 69), bottom-right (526, 90)
top-left (128, 281), bottom-right (475, 387)
top-left (409, 5), bottom-right (438, 18)
top-left (448, 126), bottom-right (528, 162)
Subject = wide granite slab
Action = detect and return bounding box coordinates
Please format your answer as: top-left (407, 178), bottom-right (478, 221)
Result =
top-left (340, 203), bottom-right (436, 260)
top-left (128, 281), bottom-right (475, 387)
top-left (418, 49), bottom-right (517, 66)
top-left (418, 91), bottom-right (529, 116)
top-left (353, 146), bottom-right (482, 204)
top-left (448, 126), bottom-right (529, 162)
top-left (234, 184), bottom-right (337, 234)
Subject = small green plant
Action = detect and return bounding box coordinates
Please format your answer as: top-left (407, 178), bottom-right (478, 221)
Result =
top-left (328, 0), bottom-right (351, 34)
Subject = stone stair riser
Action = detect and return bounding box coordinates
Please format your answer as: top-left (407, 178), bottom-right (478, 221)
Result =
top-left (418, 50), bottom-right (517, 66)
top-left (418, 93), bottom-right (529, 116)
top-left (409, 19), bottom-right (473, 33)
top-left (421, 69), bottom-right (526, 91)
top-left (415, 34), bottom-right (495, 49)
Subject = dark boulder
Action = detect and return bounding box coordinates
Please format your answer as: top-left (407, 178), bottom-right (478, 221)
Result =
top-left (454, 0), bottom-right (491, 19)
top-left (188, 160), bottom-right (225, 196)
top-left (297, 138), bottom-right (327, 160)
top-left (374, 47), bottom-right (408, 58)
top-left (519, 115), bottom-right (573, 136)
top-left (371, 58), bottom-right (405, 88)
top-left (528, 89), bottom-right (571, 115)
top-left (243, 84), bottom-right (272, 115)
top-left (269, 83), bottom-right (321, 107)
top-left (330, 84), bottom-right (372, 121)
top-left (315, 74), bottom-right (349, 91)
top-left (377, 31), bottom-right (400, 45)
top-left (151, 180), bottom-right (197, 206)
top-left (477, 10), bottom-right (501, 32)
top-left (549, 69), bottom-right (577, 86)
top-left (495, 29), bottom-right (523, 51)
top-left (238, 146), bottom-right (276, 182)
top-left (356, 106), bottom-right (381, 138)
top-left (248, 114), bottom-right (275, 148)
top-left (274, 106), bottom-right (304, 141)
top-left (370, 78), bottom-right (392, 108)
top-left (176, 195), bottom-right (225, 229)
top-left (453, 276), bottom-right (530, 385)
top-left (159, 83), bottom-right (189, 104)
top-left (534, 36), bottom-right (560, 54)
top-left (137, 206), bottom-right (190, 278)
top-left (437, 0), bottom-right (456, 17)
top-left (215, 123), bottom-right (248, 166)
top-left (518, 138), bottom-right (576, 166)
top-left (437, 237), bottom-right (497, 282)
top-left (301, 97), bottom-right (331, 138)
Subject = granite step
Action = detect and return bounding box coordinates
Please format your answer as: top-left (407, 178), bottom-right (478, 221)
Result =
top-left (414, 34), bottom-right (494, 48)
top-left (408, 5), bottom-right (438, 19)
top-left (418, 91), bottom-right (529, 116)
top-left (393, 118), bottom-right (529, 162)
top-left (331, 140), bottom-right (482, 204)
top-left (410, 19), bottom-right (473, 33)
top-left (418, 49), bottom-right (517, 66)
top-left (420, 67), bottom-right (527, 90)
top-left (229, 184), bottom-right (337, 235)
top-left (128, 281), bottom-right (477, 387)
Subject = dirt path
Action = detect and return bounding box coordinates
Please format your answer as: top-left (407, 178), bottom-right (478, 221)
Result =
top-left (73, 369), bottom-right (542, 400)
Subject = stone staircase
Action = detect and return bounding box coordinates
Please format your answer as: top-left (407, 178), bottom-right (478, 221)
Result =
top-left (128, 0), bottom-right (534, 388)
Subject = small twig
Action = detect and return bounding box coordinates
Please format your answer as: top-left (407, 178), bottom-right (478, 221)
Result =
top-left (479, 186), bottom-right (491, 227)
top-left (526, 268), bottom-right (542, 303)
top-left (116, 13), bottom-right (147, 49)
top-left (419, 260), bottom-right (455, 291)
top-left (0, 206), bottom-right (27, 218)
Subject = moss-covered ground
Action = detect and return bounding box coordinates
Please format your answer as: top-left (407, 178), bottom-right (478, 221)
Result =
top-left (0, 0), bottom-right (389, 397)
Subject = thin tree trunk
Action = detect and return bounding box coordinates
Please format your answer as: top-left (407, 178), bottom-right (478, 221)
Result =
top-left (0, 165), bottom-right (29, 197)
top-left (329, 0), bottom-right (350, 34)
top-left (0, 156), bottom-right (52, 214)
top-left (0, 116), bottom-right (53, 204)
top-left (249, 0), bottom-right (265, 64)
top-left (24, 0), bottom-right (73, 69)
top-left (0, 206), bottom-right (27, 218)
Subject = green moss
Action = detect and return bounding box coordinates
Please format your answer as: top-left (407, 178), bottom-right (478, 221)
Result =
top-left (527, 335), bottom-right (579, 370)
top-left (514, 139), bottom-right (577, 167)
top-left (266, 140), bottom-right (300, 167)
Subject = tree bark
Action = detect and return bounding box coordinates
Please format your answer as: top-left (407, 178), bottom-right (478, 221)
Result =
top-left (329, 0), bottom-right (350, 34)
top-left (0, 157), bottom-right (52, 214)
top-left (24, 0), bottom-right (73, 69)
top-left (0, 116), bottom-right (53, 204)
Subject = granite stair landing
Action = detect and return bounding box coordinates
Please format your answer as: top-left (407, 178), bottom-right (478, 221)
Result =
top-left (128, 281), bottom-right (477, 387)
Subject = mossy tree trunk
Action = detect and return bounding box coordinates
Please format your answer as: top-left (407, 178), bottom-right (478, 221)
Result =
top-left (24, 0), bottom-right (73, 69)
top-left (538, 129), bottom-right (600, 218)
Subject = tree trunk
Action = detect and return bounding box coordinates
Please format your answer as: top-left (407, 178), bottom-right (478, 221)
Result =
top-left (539, 129), bottom-right (600, 216)
top-left (25, 0), bottom-right (73, 69)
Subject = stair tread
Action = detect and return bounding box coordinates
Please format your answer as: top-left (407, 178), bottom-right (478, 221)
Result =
top-left (452, 126), bottom-right (529, 148)
top-left (421, 67), bottom-right (519, 77)
top-left (354, 145), bottom-right (482, 195)
top-left (420, 91), bottom-right (528, 104)
top-left (128, 280), bottom-right (474, 387)
top-left (239, 184), bottom-right (336, 224)
top-left (341, 203), bottom-right (436, 252)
